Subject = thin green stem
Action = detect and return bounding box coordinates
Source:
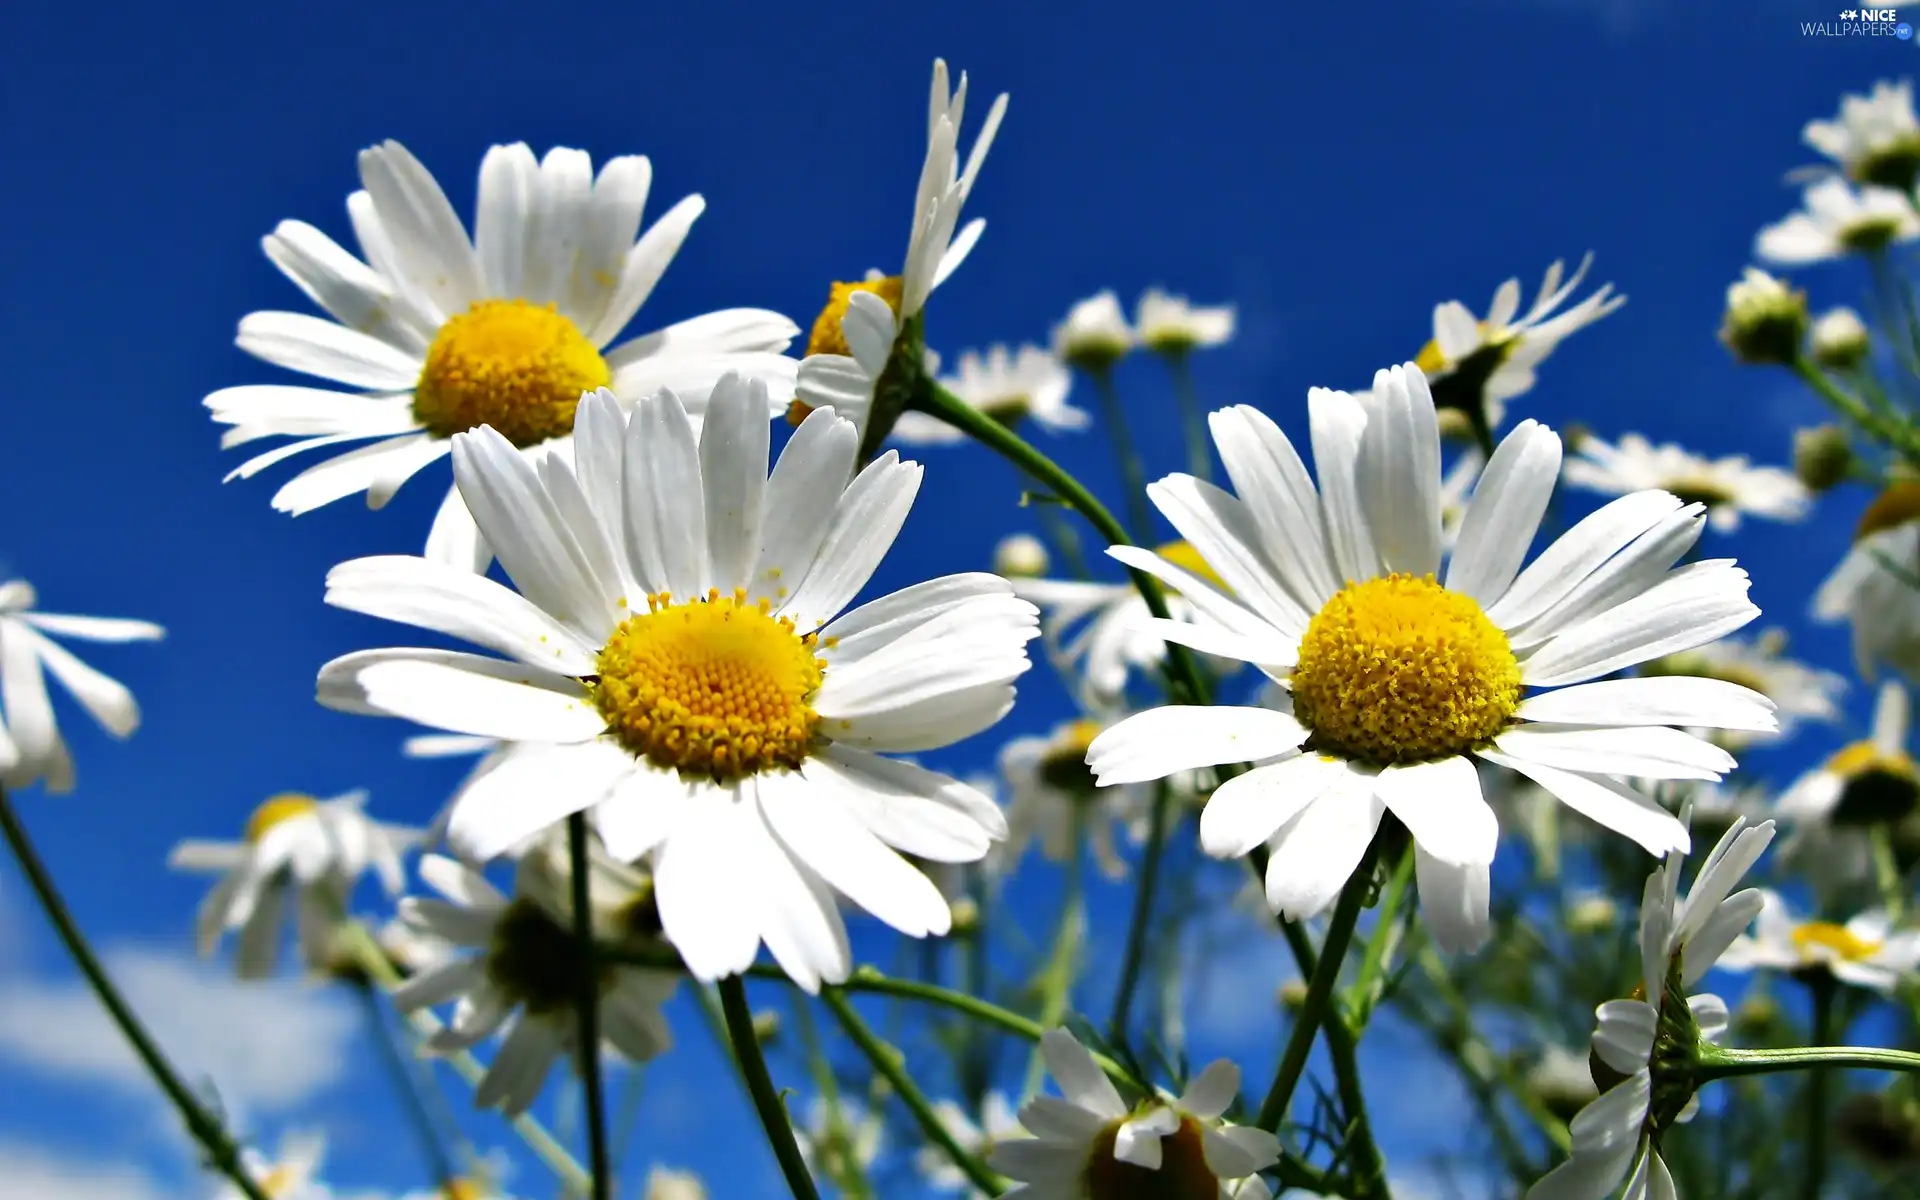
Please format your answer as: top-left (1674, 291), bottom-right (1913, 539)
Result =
top-left (356, 983), bottom-right (461, 1191)
top-left (1793, 356), bottom-right (1920, 460)
top-left (608, 1064), bottom-right (650, 1182)
top-left (1803, 975), bottom-right (1835, 1200)
top-left (1164, 352), bottom-right (1213, 483)
top-left (1695, 1043), bottom-right (1920, 1078)
top-left (1325, 999), bottom-right (1390, 1199)
top-left (1344, 843), bottom-right (1416, 1030)
top-left (792, 993), bottom-right (873, 1200)
top-left (718, 976), bottom-right (820, 1200)
top-left (1255, 837), bottom-right (1382, 1131)
top-left (959, 865), bottom-right (993, 1110)
top-left (1107, 780), bottom-right (1172, 1042)
top-left (1874, 826), bottom-right (1907, 923)
top-left (0, 787), bottom-right (274, 1200)
top-left (1022, 810), bottom-right (1087, 1100)
top-left (565, 815), bottom-right (612, 1200)
top-left (822, 989), bottom-right (1006, 1196)
top-left (915, 380), bottom-right (1210, 707)
top-left (1090, 367), bottom-right (1155, 542)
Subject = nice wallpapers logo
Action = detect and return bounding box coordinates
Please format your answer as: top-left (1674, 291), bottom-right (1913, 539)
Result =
top-left (1804, 8), bottom-right (1915, 36)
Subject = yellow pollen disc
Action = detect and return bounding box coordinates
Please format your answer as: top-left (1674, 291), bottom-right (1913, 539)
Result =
top-left (1290, 574), bottom-right (1522, 765)
top-left (1663, 477), bottom-right (1737, 510)
top-left (1793, 920), bottom-right (1882, 963)
top-left (245, 793), bottom-right (320, 844)
top-left (412, 299), bottom-right (610, 447)
top-left (805, 277), bottom-right (904, 359)
top-left (1039, 718), bottom-right (1106, 795)
top-left (592, 589), bottom-right (825, 781)
top-left (1414, 337), bottom-right (1451, 376)
top-left (1825, 740), bottom-right (1919, 781)
top-left (438, 1180), bottom-right (485, 1200)
top-left (1856, 481), bottom-right (1920, 542)
top-left (1154, 540), bottom-right (1229, 592)
top-left (259, 1165), bottom-right (298, 1198)
top-left (1084, 1113), bottom-right (1219, 1200)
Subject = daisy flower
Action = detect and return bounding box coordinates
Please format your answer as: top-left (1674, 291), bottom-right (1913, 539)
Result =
top-left (400, 1179), bottom-right (513, 1200)
top-left (1088, 365), bottom-right (1773, 952)
top-left (1800, 79), bottom-right (1920, 190)
top-left (1756, 178), bottom-right (1920, 265)
top-left (209, 139), bottom-right (798, 572)
top-left (317, 378), bottom-right (1036, 991)
top-left (1014, 542), bottom-right (1238, 710)
top-left (1815, 481), bottom-right (1920, 679)
top-left (643, 1167), bottom-right (708, 1200)
top-left (988, 1028), bottom-right (1279, 1200)
top-left (1528, 813), bottom-right (1774, 1200)
top-left (1719, 267), bottom-right (1810, 367)
top-left (1779, 680), bottom-right (1917, 831)
top-left (1562, 433), bottom-right (1809, 534)
top-left (395, 848), bottom-right (677, 1117)
top-left (1718, 890), bottom-right (1920, 995)
top-left (219, 1131), bottom-right (331, 1200)
top-left (796, 1095), bottom-right (885, 1188)
top-left (1636, 630), bottom-right (1844, 747)
top-left (1811, 306), bottom-right (1871, 369)
top-left (791, 60), bottom-right (1007, 445)
top-left (168, 790), bottom-right (419, 979)
top-left (1135, 289), bottom-right (1235, 356)
top-left (1527, 1042), bottom-right (1600, 1123)
top-left (1402, 255), bottom-right (1624, 438)
top-left (0, 580), bottom-right (163, 794)
top-left (999, 718), bottom-right (1153, 882)
top-left (892, 344), bottom-right (1085, 445)
top-left (1052, 291), bottom-right (1135, 374)
top-left (920, 1092), bottom-right (1029, 1195)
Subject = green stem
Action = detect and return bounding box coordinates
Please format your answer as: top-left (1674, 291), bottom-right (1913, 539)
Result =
top-left (1803, 975), bottom-right (1835, 1200)
top-left (1874, 826), bottom-right (1907, 923)
top-left (822, 989), bottom-right (1006, 1196)
top-left (1107, 780), bottom-right (1172, 1042)
top-left (914, 380), bottom-right (1209, 707)
top-left (565, 815), bottom-right (612, 1200)
top-left (356, 983), bottom-right (461, 1191)
top-left (1695, 1042), bottom-right (1920, 1078)
top-left (0, 787), bottom-right (274, 1200)
top-left (608, 1064), bottom-right (649, 1182)
top-left (1343, 843), bottom-right (1416, 1030)
top-left (1090, 367), bottom-right (1156, 542)
top-left (718, 976), bottom-right (821, 1200)
top-left (1325, 998), bottom-right (1390, 1198)
top-left (1022, 811), bottom-right (1087, 1101)
top-left (792, 993), bottom-right (873, 1199)
top-left (1793, 356), bottom-right (1920, 460)
top-left (959, 865), bottom-right (993, 1110)
top-left (1164, 352), bottom-right (1214, 483)
top-left (1255, 837), bottom-right (1382, 1131)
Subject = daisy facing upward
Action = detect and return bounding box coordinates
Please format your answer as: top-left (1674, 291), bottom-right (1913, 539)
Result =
top-left (317, 374), bottom-right (1039, 992)
top-left (210, 139), bottom-right (800, 572)
top-left (1088, 363), bottom-right (1775, 952)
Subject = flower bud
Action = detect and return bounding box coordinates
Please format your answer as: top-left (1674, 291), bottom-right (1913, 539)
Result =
top-left (1811, 307), bottom-right (1871, 369)
top-left (1566, 893), bottom-right (1618, 935)
top-left (1794, 424), bottom-right (1854, 493)
top-left (993, 533), bottom-right (1050, 579)
top-left (1277, 979), bottom-right (1309, 1010)
top-left (1719, 268), bottom-right (1809, 366)
top-left (752, 1009), bottom-right (782, 1046)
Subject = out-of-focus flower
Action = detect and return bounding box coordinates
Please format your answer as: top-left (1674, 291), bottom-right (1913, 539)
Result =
top-left (1794, 424), bottom-right (1854, 493)
top-left (1779, 681), bottom-right (1917, 843)
top-left (993, 533), bottom-right (1051, 579)
top-left (0, 580), bottom-right (163, 794)
top-left (1811, 307), bottom-right (1871, 370)
top-left (1637, 629), bottom-right (1844, 748)
top-left (1719, 890), bottom-right (1920, 995)
top-left (170, 790), bottom-right (418, 979)
top-left (219, 1131), bottom-right (331, 1200)
top-left (1135, 288), bottom-right (1235, 355)
top-left (1720, 268), bottom-right (1809, 366)
top-left (892, 344), bottom-right (1084, 444)
top-left (999, 717), bottom-right (1153, 881)
top-left (209, 139), bottom-right (797, 573)
top-left (795, 1096), bottom-right (885, 1189)
top-left (1052, 291), bottom-right (1135, 373)
top-left (1757, 178), bottom-right (1920, 265)
top-left (1562, 434), bottom-right (1809, 534)
top-left (1401, 255), bottom-right (1623, 438)
top-left (1800, 80), bottom-right (1920, 190)
top-left (1090, 367), bottom-right (1771, 953)
top-left (1815, 482), bottom-right (1920, 678)
top-left (642, 1166), bottom-right (708, 1200)
top-left (919, 1092), bottom-right (1028, 1195)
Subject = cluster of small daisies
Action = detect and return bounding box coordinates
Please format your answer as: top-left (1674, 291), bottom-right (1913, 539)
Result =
top-left (15, 55), bottom-right (1920, 1200)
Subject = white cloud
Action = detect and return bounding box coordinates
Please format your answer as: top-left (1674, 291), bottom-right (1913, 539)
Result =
top-left (0, 945), bottom-right (359, 1116)
top-left (0, 1141), bottom-right (168, 1200)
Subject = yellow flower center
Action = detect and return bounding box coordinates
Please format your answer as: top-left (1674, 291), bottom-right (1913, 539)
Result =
top-left (1083, 1112), bottom-right (1219, 1200)
top-left (1823, 739), bottom-right (1920, 826)
top-left (591, 589), bottom-right (826, 782)
top-left (1154, 541), bottom-right (1228, 591)
top-left (1793, 920), bottom-right (1882, 963)
top-left (1662, 477), bottom-right (1738, 511)
top-left (1290, 574), bottom-right (1522, 765)
top-left (245, 793), bottom-right (320, 844)
top-left (412, 300), bottom-right (611, 447)
top-left (1856, 481), bottom-right (1920, 542)
top-left (1039, 718), bottom-right (1107, 795)
top-left (258, 1163), bottom-right (305, 1198)
top-left (439, 1181), bottom-right (485, 1200)
top-left (1825, 740), bottom-right (1917, 781)
top-left (805, 277), bottom-right (904, 359)
top-left (1415, 321), bottom-right (1510, 378)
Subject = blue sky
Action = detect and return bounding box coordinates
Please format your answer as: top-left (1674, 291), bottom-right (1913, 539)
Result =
top-left (0, 0), bottom-right (1915, 1195)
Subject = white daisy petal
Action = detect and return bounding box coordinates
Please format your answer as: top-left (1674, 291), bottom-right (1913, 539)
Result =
top-left (1491, 725), bottom-right (1733, 781)
top-left (1264, 771), bottom-right (1385, 920)
top-left (346, 656), bottom-right (602, 743)
top-left (1414, 847), bottom-right (1492, 953)
top-left (1087, 706), bottom-right (1310, 786)
top-left (1516, 677), bottom-right (1777, 733)
top-left (1478, 750), bottom-right (1688, 856)
top-left (1199, 752), bottom-right (1349, 859)
top-left (1376, 755), bottom-right (1498, 867)
top-left (1446, 420), bottom-right (1562, 604)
